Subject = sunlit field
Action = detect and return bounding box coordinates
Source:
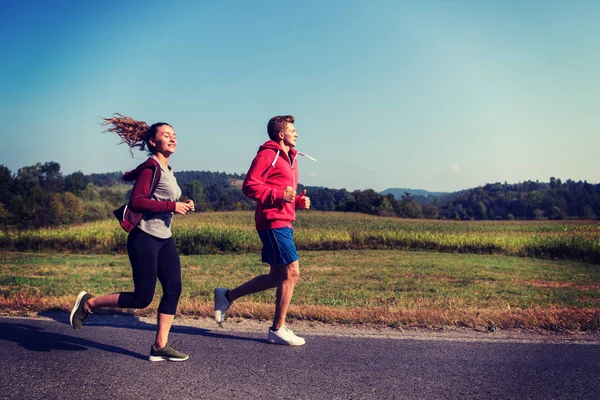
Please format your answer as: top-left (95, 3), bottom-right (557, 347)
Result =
top-left (1, 212), bottom-right (599, 263)
top-left (1, 212), bottom-right (599, 332)
top-left (1, 250), bottom-right (599, 332)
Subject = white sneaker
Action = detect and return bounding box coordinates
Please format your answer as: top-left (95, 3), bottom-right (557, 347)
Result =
top-left (214, 288), bottom-right (231, 323)
top-left (267, 326), bottom-right (305, 346)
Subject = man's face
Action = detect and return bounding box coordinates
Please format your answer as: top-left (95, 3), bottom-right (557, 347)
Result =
top-left (280, 123), bottom-right (297, 148)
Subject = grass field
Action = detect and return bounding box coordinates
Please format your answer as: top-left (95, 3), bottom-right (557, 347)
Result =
top-left (1, 249), bottom-right (599, 333)
top-left (1, 212), bottom-right (599, 263)
top-left (1, 212), bottom-right (598, 332)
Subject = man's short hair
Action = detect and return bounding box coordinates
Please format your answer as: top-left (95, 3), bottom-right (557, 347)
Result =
top-left (267, 115), bottom-right (295, 141)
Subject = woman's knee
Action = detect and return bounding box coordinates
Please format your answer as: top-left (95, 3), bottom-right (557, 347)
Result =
top-left (130, 293), bottom-right (154, 309)
top-left (159, 288), bottom-right (181, 315)
top-left (163, 278), bottom-right (182, 299)
top-left (169, 283), bottom-right (183, 300)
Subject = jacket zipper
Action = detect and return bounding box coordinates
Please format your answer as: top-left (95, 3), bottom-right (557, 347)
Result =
top-left (272, 149), bottom-right (296, 189)
top-left (291, 153), bottom-right (296, 189)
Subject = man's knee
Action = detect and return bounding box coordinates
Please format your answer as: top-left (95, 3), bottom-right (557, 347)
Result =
top-left (284, 261), bottom-right (300, 282)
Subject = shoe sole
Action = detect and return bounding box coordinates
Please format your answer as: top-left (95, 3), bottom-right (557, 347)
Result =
top-left (267, 337), bottom-right (306, 346)
top-left (148, 355), bottom-right (189, 362)
top-left (70, 291), bottom-right (88, 329)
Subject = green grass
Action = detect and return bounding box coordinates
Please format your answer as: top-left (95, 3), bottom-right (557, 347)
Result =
top-left (1, 250), bottom-right (599, 332)
top-left (1, 212), bottom-right (598, 331)
top-left (1, 212), bottom-right (599, 263)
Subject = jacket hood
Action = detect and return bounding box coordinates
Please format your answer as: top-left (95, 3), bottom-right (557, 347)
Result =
top-left (122, 157), bottom-right (160, 182)
top-left (257, 140), bottom-right (298, 158)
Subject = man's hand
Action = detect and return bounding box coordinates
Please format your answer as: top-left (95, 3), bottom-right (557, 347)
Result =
top-left (297, 189), bottom-right (310, 209)
top-left (283, 186), bottom-right (296, 203)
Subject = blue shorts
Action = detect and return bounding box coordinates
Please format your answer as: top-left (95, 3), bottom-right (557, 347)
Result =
top-left (258, 228), bottom-right (299, 266)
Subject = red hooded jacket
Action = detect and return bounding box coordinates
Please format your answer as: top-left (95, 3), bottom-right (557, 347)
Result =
top-left (242, 140), bottom-right (304, 231)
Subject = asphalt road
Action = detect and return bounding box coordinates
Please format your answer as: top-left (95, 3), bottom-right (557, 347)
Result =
top-left (0, 314), bottom-right (599, 400)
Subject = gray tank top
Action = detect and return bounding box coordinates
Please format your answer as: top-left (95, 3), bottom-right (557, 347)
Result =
top-left (138, 156), bottom-right (182, 239)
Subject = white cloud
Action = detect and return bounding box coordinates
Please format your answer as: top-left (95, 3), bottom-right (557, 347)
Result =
top-left (451, 164), bottom-right (460, 174)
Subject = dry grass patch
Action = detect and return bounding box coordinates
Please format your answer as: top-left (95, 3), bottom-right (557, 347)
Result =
top-left (1, 250), bottom-right (599, 332)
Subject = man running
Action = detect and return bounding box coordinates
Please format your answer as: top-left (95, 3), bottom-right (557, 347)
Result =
top-left (214, 115), bottom-right (311, 346)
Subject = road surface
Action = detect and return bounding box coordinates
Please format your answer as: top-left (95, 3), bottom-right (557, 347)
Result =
top-left (0, 314), bottom-right (599, 399)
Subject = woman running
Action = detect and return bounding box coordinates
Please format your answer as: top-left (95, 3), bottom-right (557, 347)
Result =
top-left (70, 114), bottom-right (194, 362)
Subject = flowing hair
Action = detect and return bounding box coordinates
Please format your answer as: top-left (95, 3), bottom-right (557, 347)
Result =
top-left (101, 113), bottom-right (170, 155)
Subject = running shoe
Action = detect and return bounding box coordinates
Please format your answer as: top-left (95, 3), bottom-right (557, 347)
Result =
top-left (268, 325), bottom-right (305, 346)
top-left (70, 291), bottom-right (93, 330)
top-left (214, 288), bottom-right (231, 323)
top-left (149, 342), bottom-right (189, 362)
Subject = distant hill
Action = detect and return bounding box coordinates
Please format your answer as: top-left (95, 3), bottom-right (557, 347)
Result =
top-left (2, 160), bottom-right (599, 226)
top-left (380, 188), bottom-right (447, 199)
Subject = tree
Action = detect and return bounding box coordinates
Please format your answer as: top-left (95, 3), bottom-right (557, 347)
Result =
top-left (188, 180), bottom-right (209, 211)
top-left (0, 203), bottom-right (7, 225)
top-left (533, 209), bottom-right (546, 220)
top-left (78, 183), bottom-right (101, 201)
top-left (65, 171), bottom-right (89, 194)
top-left (422, 204), bottom-right (439, 219)
top-left (333, 189), bottom-right (354, 211)
top-left (582, 205), bottom-right (597, 220)
top-left (0, 165), bottom-right (12, 206)
top-left (40, 161), bottom-right (64, 193)
top-left (398, 196), bottom-right (423, 219)
top-left (353, 189), bottom-right (385, 215)
top-left (59, 192), bottom-right (85, 225)
top-left (47, 194), bottom-right (66, 226)
top-left (217, 190), bottom-right (234, 211)
top-left (14, 163), bottom-right (42, 198)
top-left (99, 188), bottom-right (127, 207)
top-left (379, 194), bottom-right (396, 217)
top-left (474, 201), bottom-right (487, 220)
top-left (84, 203), bottom-right (110, 222)
top-left (549, 206), bottom-right (566, 220)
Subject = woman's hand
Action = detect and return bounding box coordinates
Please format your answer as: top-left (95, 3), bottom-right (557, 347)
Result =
top-left (175, 201), bottom-right (193, 215)
top-left (185, 199), bottom-right (195, 212)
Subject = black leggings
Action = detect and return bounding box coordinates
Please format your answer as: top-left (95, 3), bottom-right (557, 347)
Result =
top-left (118, 228), bottom-right (182, 315)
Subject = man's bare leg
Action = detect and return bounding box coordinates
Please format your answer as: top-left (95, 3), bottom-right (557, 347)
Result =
top-left (272, 260), bottom-right (300, 329)
top-left (228, 265), bottom-right (282, 301)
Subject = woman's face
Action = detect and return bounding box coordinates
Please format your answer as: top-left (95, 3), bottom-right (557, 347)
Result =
top-left (150, 124), bottom-right (177, 156)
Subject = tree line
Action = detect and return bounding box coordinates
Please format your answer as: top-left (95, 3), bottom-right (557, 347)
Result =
top-left (1, 162), bottom-right (598, 228)
top-left (0, 162), bottom-right (257, 228)
top-left (304, 179), bottom-right (600, 220)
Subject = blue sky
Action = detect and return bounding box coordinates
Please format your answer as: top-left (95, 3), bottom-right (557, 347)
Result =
top-left (1, 0), bottom-right (598, 192)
